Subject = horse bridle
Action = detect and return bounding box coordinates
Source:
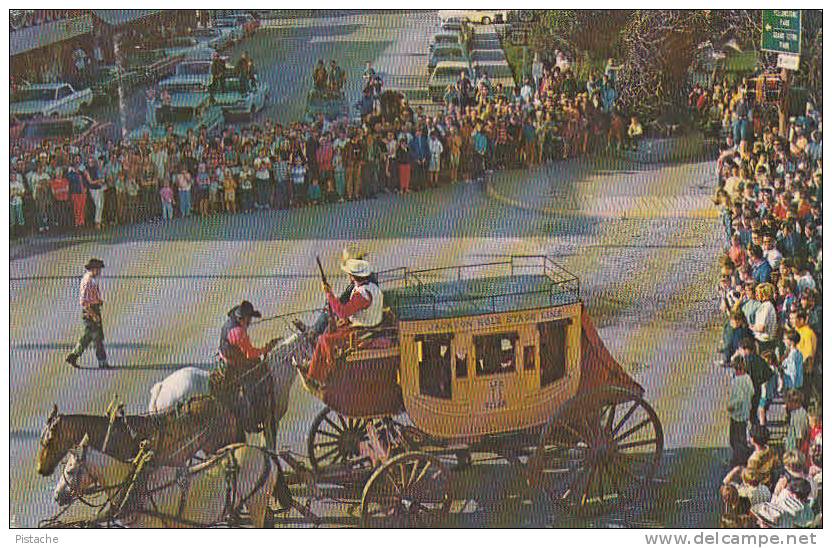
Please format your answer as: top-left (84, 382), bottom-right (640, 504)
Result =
top-left (61, 444), bottom-right (127, 510)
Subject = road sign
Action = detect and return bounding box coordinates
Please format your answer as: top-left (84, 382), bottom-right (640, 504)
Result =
top-left (777, 53), bottom-right (800, 71)
top-left (761, 10), bottom-right (801, 54)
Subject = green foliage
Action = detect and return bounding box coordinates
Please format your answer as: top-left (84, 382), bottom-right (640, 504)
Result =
top-left (526, 9), bottom-right (822, 120)
top-left (530, 10), bottom-right (632, 63)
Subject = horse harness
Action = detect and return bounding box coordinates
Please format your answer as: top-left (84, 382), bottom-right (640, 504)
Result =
top-left (115, 445), bottom-right (279, 527)
top-left (210, 359), bottom-right (275, 433)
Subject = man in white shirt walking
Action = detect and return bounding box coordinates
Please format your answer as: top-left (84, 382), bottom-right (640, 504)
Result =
top-left (66, 258), bottom-right (111, 369)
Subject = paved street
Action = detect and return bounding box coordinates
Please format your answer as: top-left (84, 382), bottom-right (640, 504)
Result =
top-left (10, 12), bottom-right (734, 529)
top-left (10, 150), bottom-right (729, 527)
top-left (89, 12), bottom-right (439, 134)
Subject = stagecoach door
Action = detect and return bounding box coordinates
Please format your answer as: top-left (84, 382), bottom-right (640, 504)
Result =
top-left (454, 329), bottom-right (534, 413)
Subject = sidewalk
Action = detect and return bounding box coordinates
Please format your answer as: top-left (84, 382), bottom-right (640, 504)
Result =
top-left (484, 155), bottom-right (719, 220)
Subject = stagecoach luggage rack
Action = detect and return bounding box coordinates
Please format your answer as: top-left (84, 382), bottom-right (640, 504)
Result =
top-left (378, 255), bottom-right (580, 321)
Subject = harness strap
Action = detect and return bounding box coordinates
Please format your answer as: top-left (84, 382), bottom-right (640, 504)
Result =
top-left (175, 468), bottom-right (192, 519)
top-left (224, 450), bottom-right (240, 525)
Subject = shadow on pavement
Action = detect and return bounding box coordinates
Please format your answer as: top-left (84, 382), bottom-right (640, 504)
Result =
top-left (279, 447), bottom-right (724, 528)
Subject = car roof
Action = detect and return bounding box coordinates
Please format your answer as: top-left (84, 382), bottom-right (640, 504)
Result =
top-left (166, 92), bottom-right (211, 108)
top-left (24, 115), bottom-right (94, 125)
top-left (434, 61), bottom-right (470, 68)
top-left (161, 74), bottom-right (211, 85)
top-left (19, 83), bottom-right (68, 90)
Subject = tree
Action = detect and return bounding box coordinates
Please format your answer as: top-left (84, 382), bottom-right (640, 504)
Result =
top-left (615, 10), bottom-right (711, 122)
top-left (530, 10), bottom-right (632, 65)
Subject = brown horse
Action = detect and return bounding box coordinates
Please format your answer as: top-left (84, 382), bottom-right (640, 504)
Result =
top-left (36, 395), bottom-right (242, 477)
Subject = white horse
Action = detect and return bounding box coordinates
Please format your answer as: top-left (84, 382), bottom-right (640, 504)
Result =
top-left (147, 367), bottom-right (211, 413)
top-left (54, 436), bottom-right (291, 528)
top-left (146, 332), bottom-right (315, 445)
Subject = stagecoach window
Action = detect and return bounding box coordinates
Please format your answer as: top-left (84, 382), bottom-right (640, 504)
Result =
top-left (416, 334), bottom-right (453, 399)
top-left (523, 345), bottom-right (536, 371)
top-left (455, 351), bottom-right (468, 379)
top-left (538, 320), bottom-right (568, 387)
top-left (473, 333), bottom-right (517, 376)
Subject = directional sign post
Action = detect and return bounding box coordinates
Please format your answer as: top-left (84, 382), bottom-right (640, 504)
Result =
top-left (761, 10), bottom-right (802, 55)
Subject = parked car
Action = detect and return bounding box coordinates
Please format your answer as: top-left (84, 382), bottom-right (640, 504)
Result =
top-left (470, 48), bottom-right (507, 64)
top-left (439, 10), bottom-right (508, 25)
top-left (214, 17), bottom-right (245, 43)
top-left (158, 36), bottom-right (202, 58)
top-left (190, 27), bottom-right (232, 51)
top-left (230, 13), bottom-right (259, 35)
top-left (159, 74), bottom-right (212, 96)
top-left (428, 61), bottom-right (471, 102)
top-left (10, 115), bottom-right (117, 151)
top-left (428, 44), bottom-right (468, 73)
top-left (474, 62), bottom-right (517, 97)
top-left (81, 65), bottom-right (142, 104)
top-left (128, 92), bottom-right (224, 141)
top-left (10, 83), bottom-right (93, 119)
top-left (156, 60), bottom-right (216, 96)
top-left (174, 60), bottom-right (214, 83)
top-left (430, 32), bottom-right (461, 52)
top-left (124, 48), bottom-right (183, 82)
top-left (441, 17), bottom-right (465, 33)
top-left (213, 76), bottom-right (269, 119)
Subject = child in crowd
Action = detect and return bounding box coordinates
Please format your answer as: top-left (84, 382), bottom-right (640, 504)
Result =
top-left (307, 177), bottom-right (322, 205)
top-left (159, 180), bottom-right (174, 221)
top-left (290, 156), bottom-right (307, 207)
top-left (223, 168), bottom-right (237, 214)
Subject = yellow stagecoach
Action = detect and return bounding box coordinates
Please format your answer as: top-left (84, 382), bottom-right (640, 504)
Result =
top-left (296, 255), bottom-right (663, 527)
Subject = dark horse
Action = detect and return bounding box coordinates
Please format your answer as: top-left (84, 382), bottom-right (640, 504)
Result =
top-left (36, 395), bottom-right (242, 477)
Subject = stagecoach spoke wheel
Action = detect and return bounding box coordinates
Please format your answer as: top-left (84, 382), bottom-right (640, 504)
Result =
top-left (528, 387), bottom-right (663, 514)
top-left (360, 452), bottom-right (452, 528)
top-left (307, 407), bottom-right (377, 473)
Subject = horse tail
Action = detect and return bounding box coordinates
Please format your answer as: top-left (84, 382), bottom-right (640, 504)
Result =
top-left (147, 382), bottom-right (163, 413)
top-left (267, 452), bottom-right (293, 511)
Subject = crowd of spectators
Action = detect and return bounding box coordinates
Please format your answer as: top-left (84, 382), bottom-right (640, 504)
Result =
top-left (694, 76), bottom-right (823, 528)
top-left (9, 54), bottom-right (648, 237)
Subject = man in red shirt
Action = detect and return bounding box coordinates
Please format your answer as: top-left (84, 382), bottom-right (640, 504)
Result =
top-left (219, 301), bottom-right (279, 373)
top-left (218, 301), bottom-right (280, 424)
top-left (49, 167), bottom-right (71, 230)
top-left (305, 259), bottom-right (383, 388)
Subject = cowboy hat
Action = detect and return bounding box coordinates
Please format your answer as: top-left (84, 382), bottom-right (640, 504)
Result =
top-left (341, 243), bottom-right (367, 265)
top-left (85, 258), bottom-right (105, 270)
top-left (233, 300), bottom-right (262, 319)
top-left (341, 259), bottom-right (372, 278)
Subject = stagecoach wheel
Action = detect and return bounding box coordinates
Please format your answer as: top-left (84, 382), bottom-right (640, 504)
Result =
top-left (527, 387), bottom-right (663, 515)
top-left (360, 452), bottom-right (452, 528)
top-left (307, 407), bottom-right (374, 473)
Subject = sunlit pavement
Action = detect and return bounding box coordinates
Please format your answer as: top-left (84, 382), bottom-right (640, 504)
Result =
top-left (11, 13), bottom-right (729, 529)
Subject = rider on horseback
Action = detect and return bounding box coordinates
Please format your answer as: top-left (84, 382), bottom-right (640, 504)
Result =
top-left (216, 301), bottom-right (280, 430)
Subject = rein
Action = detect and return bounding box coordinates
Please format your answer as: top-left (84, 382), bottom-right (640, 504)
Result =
top-left (128, 448), bottom-right (277, 528)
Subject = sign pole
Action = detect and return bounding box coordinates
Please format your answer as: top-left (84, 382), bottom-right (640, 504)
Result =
top-left (778, 68), bottom-right (790, 137)
top-left (522, 46), bottom-right (527, 82)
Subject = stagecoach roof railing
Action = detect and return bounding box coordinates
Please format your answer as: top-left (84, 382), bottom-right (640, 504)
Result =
top-left (379, 255), bottom-right (581, 320)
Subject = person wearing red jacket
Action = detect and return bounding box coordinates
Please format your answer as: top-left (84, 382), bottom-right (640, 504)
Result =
top-left (218, 300), bottom-right (280, 422)
top-left (49, 167), bottom-right (71, 230)
top-left (305, 259), bottom-right (383, 388)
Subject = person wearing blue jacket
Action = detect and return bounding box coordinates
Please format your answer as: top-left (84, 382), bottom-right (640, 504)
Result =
top-left (409, 127), bottom-right (429, 191)
top-left (472, 124), bottom-right (489, 180)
